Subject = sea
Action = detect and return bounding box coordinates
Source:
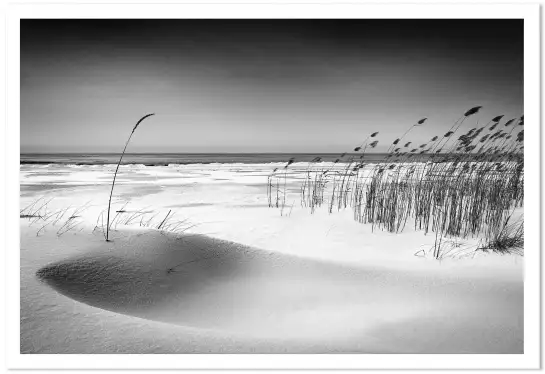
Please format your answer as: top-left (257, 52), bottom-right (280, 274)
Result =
top-left (20, 153), bottom-right (393, 166)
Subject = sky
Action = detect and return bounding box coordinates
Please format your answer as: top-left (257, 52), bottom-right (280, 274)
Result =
top-left (21, 19), bottom-right (523, 153)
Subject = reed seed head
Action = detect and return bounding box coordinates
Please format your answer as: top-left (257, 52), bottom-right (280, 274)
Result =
top-left (464, 106), bottom-right (482, 117)
top-left (132, 113), bottom-right (155, 133)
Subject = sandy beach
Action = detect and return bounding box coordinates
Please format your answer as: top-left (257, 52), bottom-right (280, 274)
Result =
top-left (20, 162), bottom-right (523, 353)
top-left (16, 16), bottom-right (530, 361)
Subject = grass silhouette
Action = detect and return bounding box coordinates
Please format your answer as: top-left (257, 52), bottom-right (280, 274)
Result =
top-left (106, 113), bottom-right (155, 241)
top-left (268, 106), bottom-right (524, 259)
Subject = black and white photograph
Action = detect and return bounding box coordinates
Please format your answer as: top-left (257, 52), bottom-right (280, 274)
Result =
top-left (6, 2), bottom-right (541, 369)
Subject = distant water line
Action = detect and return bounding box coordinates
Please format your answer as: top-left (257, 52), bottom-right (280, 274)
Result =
top-left (20, 153), bottom-right (396, 166)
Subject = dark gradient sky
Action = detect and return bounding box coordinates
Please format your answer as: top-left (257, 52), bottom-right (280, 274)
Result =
top-left (21, 19), bottom-right (523, 153)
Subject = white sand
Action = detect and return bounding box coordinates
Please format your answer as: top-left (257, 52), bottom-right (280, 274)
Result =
top-left (20, 163), bottom-right (523, 353)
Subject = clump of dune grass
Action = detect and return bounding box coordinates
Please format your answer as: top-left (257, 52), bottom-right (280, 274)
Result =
top-left (268, 105), bottom-right (524, 259)
top-left (301, 157), bottom-right (330, 213)
top-left (105, 113), bottom-right (155, 241)
top-left (478, 219), bottom-right (524, 255)
top-left (267, 158), bottom-right (296, 215)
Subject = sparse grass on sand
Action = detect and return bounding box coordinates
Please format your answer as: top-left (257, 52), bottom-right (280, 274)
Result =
top-left (20, 197), bottom-right (195, 240)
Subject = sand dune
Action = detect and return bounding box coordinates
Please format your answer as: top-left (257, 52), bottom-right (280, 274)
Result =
top-left (24, 226), bottom-right (522, 353)
top-left (20, 163), bottom-right (524, 354)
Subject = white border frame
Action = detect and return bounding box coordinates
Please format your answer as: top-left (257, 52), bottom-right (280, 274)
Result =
top-left (5, 3), bottom-right (540, 370)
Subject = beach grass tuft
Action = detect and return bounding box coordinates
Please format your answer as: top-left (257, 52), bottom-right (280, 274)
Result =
top-left (268, 106), bottom-right (524, 259)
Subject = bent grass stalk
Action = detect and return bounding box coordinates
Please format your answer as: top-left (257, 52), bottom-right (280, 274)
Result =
top-left (105, 113), bottom-right (155, 241)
